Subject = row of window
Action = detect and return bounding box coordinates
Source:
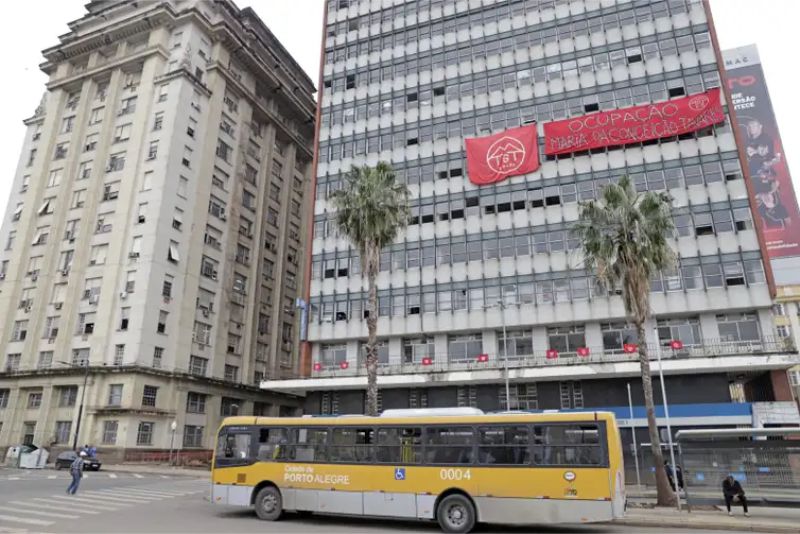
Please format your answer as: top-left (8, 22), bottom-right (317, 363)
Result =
top-left (326, 0), bottom-right (702, 49)
top-left (219, 422), bottom-right (606, 467)
top-left (319, 72), bottom-right (720, 165)
top-left (317, 313), bottom-right (761, 368)
top-left (324, 0), bottom-right (703, 85)
top-left (313, 204), bottom-right (753, 279)
top-left (310, 258), bottom-right (766, 322)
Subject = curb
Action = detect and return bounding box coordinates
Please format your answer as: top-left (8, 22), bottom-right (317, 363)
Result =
top-left (616, 517), bottom-right (798, 533)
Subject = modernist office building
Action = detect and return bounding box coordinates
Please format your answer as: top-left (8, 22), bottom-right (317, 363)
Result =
top-left (263, 0), bottom-right (799, 432)
top-left (0, 0), bottom-right (315, 458)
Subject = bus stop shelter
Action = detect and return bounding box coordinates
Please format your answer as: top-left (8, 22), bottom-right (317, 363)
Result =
top-left (675, 428), bottom-right (800, 511)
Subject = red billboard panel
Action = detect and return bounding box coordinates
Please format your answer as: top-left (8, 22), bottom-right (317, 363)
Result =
top-left (465, 123), bottom-right (540, 186)
top-left (543, 88), bottom-right (724, 156)
top-left (725, 45), bottom-right (800, 259)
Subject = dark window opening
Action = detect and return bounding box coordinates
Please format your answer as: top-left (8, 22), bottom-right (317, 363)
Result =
top-left (668, 86), bottom-right (686, 98)
top-left (584, 103), bottom-right (599, 113)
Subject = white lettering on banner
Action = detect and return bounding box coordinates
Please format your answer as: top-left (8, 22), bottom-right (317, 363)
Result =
top-left (283, 465), bottom-right (351, 486)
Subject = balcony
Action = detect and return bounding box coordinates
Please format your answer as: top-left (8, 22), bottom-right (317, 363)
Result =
top-left (307, 336), bottom-right (795, 379)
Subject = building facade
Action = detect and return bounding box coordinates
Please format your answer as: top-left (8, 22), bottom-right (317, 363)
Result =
top-left (263, 0), bottom-right (800, 434)
top-left (0, 0), bottom-right (315, 459)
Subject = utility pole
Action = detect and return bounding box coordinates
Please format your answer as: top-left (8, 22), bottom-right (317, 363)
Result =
top-left (71, 359), bottom-right (90, 451)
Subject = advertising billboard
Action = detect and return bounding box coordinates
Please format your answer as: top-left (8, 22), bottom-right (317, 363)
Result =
top-left (724, 45), bottom-right (800, 274)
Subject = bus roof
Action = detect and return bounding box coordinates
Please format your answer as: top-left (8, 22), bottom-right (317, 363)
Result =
top-left (220, 411), bottom-right (617, 428)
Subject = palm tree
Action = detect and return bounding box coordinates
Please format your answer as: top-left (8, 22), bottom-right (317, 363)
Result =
top-left (572, 175), bottom-right (677, 507)
top-left (330, 162), bottom-right (409, 416)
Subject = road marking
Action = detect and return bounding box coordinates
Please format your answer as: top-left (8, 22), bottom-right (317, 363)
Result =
top-left (20, 499), bottom-right (100, 514)
top-left (0, 505), bottom-right (79, 520)
top-left (0, 513), bottom-right (54, 527)
top-left (108, 489), bottom-right (184, 498)
top-left (47, 475), bottom-right (57, 479)
top-left (82, 473), bottom-right (89, 479)
top-left (79, 491), bottom-right (152, 503)
top-left (48, 495), bottom-right (126, 509)
top-left (109, 473), bottom-right (117, 479)
top-left (122, 487), bottom-right (188, 496)
top-left (7, 477), bottom-right (20, 481)
top-left (96, 489), bottom-right (163, 500)
top-left (160, 475), bottom-right (170, 478)
top-left (133, 474), bottom-right (144, 478)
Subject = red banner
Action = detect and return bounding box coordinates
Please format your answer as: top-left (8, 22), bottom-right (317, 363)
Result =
top-left (543, 88), bottom-right (725, 155)
top-left (465, 124), bottom-right (540, 185)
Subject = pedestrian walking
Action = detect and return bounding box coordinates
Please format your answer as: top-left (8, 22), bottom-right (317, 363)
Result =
top-left (66, 450), bottom-right (86, 495)
top-left (722, 474), bottom-right (749, 516)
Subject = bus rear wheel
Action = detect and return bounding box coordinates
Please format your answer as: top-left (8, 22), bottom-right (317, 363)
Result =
top-left (254, 486), bottom-right (282, 521)
top-left (436, 494), bottom-right (476, 533)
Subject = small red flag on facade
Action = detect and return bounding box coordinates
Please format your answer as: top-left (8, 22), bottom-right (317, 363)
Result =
top-left (670, 340), bottom-right (684, 350)
top-left (465, 123), bottom-right (540, 186)
top-left (313, 362), bottom-right (322, 371)
top-left (577, 347), bottom-right (590, 357)
top-left (546, 349), bottom-right (559, 360)
top-left (421, 357), bottom-right (433, 366)
top-left (339, 361), bottom-right (349, 370)
top-left (476, 354), bottom-right (489, 363)
top-left (623, 343), bottom-right (638, 354)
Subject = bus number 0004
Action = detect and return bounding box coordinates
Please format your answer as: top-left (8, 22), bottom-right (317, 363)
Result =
top-left (439, 468), bottom-right (471, 481)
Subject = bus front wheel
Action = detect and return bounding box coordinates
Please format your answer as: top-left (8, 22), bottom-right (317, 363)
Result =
top-left (254, 486), bottom-right (282, 521)
top-left (436, 494), bottom-right (476, 533)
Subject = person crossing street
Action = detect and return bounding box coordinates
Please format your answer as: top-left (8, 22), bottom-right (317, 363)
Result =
top-left (66, 450), bottom-right (86, 495)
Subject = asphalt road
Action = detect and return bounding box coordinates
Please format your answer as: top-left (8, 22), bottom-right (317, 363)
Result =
top-left (0, 469), bottom-right (732, 534)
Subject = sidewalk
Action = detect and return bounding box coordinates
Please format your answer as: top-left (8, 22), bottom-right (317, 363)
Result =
top-left (100, 463), bottom-right (209, 477)
top-left (627, 485), bottom-right (800, 506)
top-left (617, 506), bottom-right (800, 533)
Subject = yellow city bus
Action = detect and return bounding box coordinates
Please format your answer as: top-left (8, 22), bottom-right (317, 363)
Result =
top-left (211, 408), bottom-right (625, 533)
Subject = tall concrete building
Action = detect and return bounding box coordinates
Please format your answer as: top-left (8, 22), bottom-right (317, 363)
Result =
top-left (0, 0), bottom-right (315, 459)
top-left (263, 0), bottom-right (800, 440)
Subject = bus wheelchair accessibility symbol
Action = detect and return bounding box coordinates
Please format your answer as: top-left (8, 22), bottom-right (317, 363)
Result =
top-left (394, 467), bottom-right (406, 481)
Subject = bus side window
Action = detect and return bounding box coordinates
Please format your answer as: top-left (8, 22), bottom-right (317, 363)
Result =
top-left (478, 426), bottom-right (530, 465)
top-left (533, 424), bottom-right (604, 466)
top-left (375, 427), bottom-right (422, 464)
top-left (257, 428), bottom-right (288, 462)
top-left (288, 427), bottom-right (329, 462)
top-left (425, 427), bottom-right (474, 465)
top-left (216, 431), bottom-right (252, 465)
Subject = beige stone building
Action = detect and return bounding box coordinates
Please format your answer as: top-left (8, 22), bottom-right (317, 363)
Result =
top-left (0, 0), bottom-right (315, 460)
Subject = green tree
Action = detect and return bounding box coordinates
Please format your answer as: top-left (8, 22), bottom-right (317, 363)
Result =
top-left (572, 175), bottom-right (677, 506)
top-left (331, 163), bottom-right (409, 416)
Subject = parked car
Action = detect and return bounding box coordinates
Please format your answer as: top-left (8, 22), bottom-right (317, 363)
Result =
top-left (54, 451), bottom-right (102, 471)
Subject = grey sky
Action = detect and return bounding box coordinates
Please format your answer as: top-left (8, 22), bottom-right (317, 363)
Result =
top-left (1, 0), bottom-right (798, 215)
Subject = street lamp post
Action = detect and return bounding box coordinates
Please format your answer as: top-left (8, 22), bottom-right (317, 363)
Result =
top-left (653, 327), bottom-right (680, 511)
top-left (169, 421), bottom-right (177, 466)
top-left (485, 300), bottom-right (511, 410)
top-left (627, 382), bottom-right (642, 487)
top-left (64, 359), bottom-right (90, 451)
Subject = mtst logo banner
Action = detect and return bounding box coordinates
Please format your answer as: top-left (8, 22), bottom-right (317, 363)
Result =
top-left (465, 123), bottom-right (540, 186)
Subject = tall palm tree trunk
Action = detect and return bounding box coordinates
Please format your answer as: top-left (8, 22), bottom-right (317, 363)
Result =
top-left (635, 320), bottom-right (677, 506)
top-left (364, 245), bottom-right (379, 416)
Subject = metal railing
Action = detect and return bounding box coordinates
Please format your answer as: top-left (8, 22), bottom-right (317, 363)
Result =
top-left (311, 336), bottom-right (793, 378)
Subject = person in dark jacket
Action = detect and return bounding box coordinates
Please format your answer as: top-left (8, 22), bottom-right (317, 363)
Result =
top-left (66, 450), bottom-right (86, 495)
top-left (722, 475), bottom-right (749, 516)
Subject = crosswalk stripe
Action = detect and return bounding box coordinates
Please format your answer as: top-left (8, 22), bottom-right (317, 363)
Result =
top-left (133, 474), bottom-right (144, 478)
top-left (47, 475), bottom-right (57, 479)
top-left (82, 473), bottom-right (89, 479)
top-left (160, 475), bottom-right (170, 478)
top-left (0, 513), bottom-right (54, 526)
top-left (0, 505), bottom-right (79, 520)
top-left (19, 499), bottom-right (100, 514)
top-left (79, 492), bottom-right (151, 503)
top-left (109, 473), bottom-right (117, 479)
top-left (7, 477), bottom-right (20, 481)
top-left (125, 488), bottom-right (186, 497)
top-left (95, 490), bottom-right (163, 500)
top-left (106, 489), bottom-right (183, 498)
top-left (48, 495), bottom-right (126, 509)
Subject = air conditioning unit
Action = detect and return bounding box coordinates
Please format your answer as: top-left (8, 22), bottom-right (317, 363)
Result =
top-left (24, 305), bottom-right (31, 313)
top-left (219, 214), bottom-right (227, 221)
top-left (202, 308), bottom-right (209, 317)
top-left (137, 215), bottom-right (145, 223)
top-left (83, 289), bottom-right (92, 299)
top-left (0, 273), bottom-right (5, 280)
top-left (105, 165), bottom-right (114, 172)
top-left (128, 252), bottom-right (140, 259)
top-left (89, 295), bottom-right (99, 305)
top-left (61, 269), bottom-right (70, 276)
top-left (54, 302), bottom-right (63, 310)
top-left (120, 291), bottom-right (128, 300)
top-left (89, 260), bottom-right (97, 266)
top-left (211, 272), bottom-right (218, 280)
top-left (31, 274), bottom-right (38, 282)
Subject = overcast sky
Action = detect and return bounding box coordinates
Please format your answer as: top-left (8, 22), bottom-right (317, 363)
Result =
top-left (1, 0), bottom-right (798, 215)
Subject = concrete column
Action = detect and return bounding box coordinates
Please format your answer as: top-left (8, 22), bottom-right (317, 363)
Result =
top-left (699, 313), bottom-right (720, 340)
top-left (434, 334), bottom-right (448, 363)
top-left (482, 329), bottom-right (498, 360)
top-left (388, 337), bottom-right (403, 365)
top-left (533, 326), bottom-right (548, 352)
top-left (584, 322), bottom-right (603, 352)
top-left (770, 370), bottom-right (795, 402)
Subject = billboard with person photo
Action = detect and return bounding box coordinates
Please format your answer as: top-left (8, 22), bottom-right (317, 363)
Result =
top-left (724, 45), bottom-right (800, 266)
